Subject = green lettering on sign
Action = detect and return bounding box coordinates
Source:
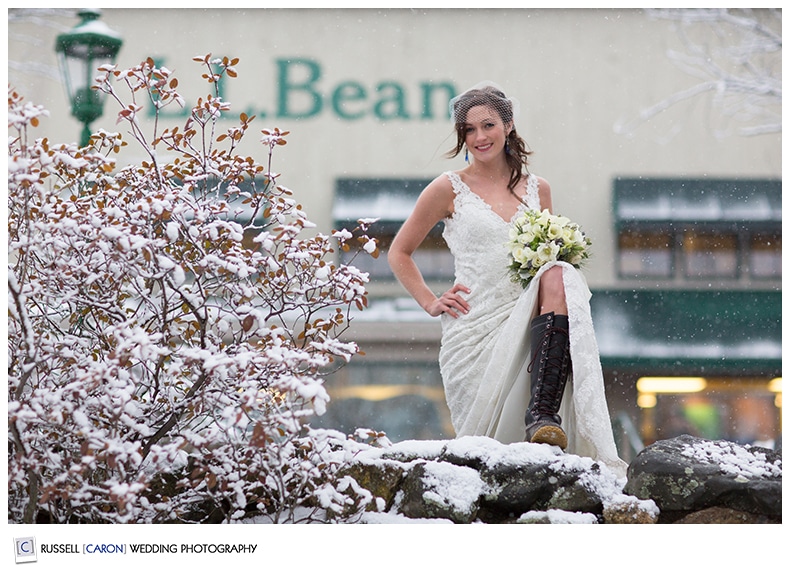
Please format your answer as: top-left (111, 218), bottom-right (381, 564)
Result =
top-left (145, 56), bottom-right (458, 123)
top-left (332, 81), bottom-right (367, 120)
top-left (374, 82), bottom-right (409, 120)
top-left (421, 82), bottom-right (456, 120)
top-left (277, 58), bottom-right (322, 119)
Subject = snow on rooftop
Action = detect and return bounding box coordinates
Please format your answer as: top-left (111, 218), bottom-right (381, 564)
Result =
top-left (333, 192), bottom-right (417, 222)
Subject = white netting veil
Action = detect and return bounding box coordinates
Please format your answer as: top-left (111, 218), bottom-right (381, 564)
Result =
top-left (446, 80), bottom-right (531, 180)
top-left (448, 80), bottom-right (520, 129)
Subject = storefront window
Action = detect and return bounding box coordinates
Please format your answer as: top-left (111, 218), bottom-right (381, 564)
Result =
top-left (750, 232), bottom-right (782, 279)
top-left (316, 361), bottom-right (453, 442)
top-left (613, 177), bottom-right (781, 283)
top-left (682, 230), bottom-right (738, 279)
top-left (333, 177), bottom-right (454, 281)
top-left (638, 376), bottom-right (781, 448)
top-left (617, 229), bottom-right (673, 278)
top-left (339, 232), bottom-right (453, 281)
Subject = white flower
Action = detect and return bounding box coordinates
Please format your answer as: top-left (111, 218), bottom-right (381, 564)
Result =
top-left (524, 247), bottom-right (538, 267)
top-left (519, 228), bottom-right (536, 245)
top-left (511, 246), bottom-right (527, 265)
top-left (546, 222), bottom-right (563, 241)
top-left (555, 215), bottom-right (571, 227)
top-left (535, 241), bottom-right (560, 265)
top-left (536, 209), bottom-right (552, 226)
top-left (505, 208), bottom-right (591, 289)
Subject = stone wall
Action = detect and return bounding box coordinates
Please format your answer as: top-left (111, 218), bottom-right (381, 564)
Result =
top-left (343, 434), bottom-right (782, 524)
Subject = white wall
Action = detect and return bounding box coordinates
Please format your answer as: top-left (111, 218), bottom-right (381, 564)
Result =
top-left (9, 8), bottom-right (781, 288)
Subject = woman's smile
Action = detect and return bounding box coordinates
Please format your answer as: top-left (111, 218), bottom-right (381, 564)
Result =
top-left (464, 104), bottom-right (508, 160)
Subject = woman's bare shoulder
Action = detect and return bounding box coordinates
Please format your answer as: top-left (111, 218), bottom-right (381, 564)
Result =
top-left (532, 174), bottom-right (550, 190)
top-left (431, 171), bottom-right (456, 189)
top-left (411, 172), bottom-right (457, 219)
top-left (531, 174), bottom-right (553, 212)
top-left (421, 172), bottom-right (457, 198)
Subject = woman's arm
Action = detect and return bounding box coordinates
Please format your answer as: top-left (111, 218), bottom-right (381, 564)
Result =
top-left (388, 174), bottom-right (470, 318)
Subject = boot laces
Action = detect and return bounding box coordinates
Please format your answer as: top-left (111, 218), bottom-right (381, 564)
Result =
top-left (527, 326), bottom-right (570, 416)
top-left (527, 326), bottom-right (569, 373)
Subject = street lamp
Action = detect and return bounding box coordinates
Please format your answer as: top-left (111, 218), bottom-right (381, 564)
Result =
top-left (55, 9), bottom-right (123, 147)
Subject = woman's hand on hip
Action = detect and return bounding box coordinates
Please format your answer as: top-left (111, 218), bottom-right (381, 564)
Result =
top-left (427, 283), bottom-right (471, 318)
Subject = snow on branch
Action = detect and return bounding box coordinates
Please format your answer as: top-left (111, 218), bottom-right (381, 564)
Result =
top-left (7, 57), bottom-right (383, 524)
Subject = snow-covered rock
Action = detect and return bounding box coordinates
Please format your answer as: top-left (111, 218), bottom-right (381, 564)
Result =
top-left (343, 435), bottom-right (653, 524)
top-left (341, 434), bottom-right (780, 524)
top-left (625, 433), bottom-right (782, 522)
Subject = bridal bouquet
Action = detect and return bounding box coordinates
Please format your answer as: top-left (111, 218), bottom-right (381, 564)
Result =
top-left (506, 209), bottom-right (591, 288)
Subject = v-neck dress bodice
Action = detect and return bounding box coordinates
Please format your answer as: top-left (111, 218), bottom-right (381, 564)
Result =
top-left (438, 171), bottom-right (627, 478)
top-left (442, 171), bottom-right (540, 302)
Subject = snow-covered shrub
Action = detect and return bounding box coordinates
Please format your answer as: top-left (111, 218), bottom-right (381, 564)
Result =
top-left (8, 56), bottom-right (380, 523)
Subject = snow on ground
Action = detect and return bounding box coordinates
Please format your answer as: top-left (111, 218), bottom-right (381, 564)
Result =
top-left (517, 509), bottom-right (599, 524)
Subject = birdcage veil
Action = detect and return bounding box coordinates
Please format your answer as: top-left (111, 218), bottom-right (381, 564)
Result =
top-left (448, 80), bottom-right (520, 129)
top-left (447, 80), bottom-right (531, 187)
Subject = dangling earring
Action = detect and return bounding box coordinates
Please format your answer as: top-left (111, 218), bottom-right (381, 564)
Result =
top-left (505, 141), bottom-right (511, 155)
top-left (464, 148), bottom-right (469, 163)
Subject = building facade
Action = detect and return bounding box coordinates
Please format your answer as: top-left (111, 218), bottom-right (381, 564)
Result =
top-left (8, 8), bottom-right (782, 458)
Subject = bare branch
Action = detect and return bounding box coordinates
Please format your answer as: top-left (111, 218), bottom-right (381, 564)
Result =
top-left (616, 8), bottom-right (781, 139)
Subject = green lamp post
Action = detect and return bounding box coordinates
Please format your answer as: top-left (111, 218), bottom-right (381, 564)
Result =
top-left (55, 9), bottom-right (123, 147)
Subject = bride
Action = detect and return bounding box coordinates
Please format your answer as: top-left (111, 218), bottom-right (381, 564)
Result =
top-left (388, 82), bottom-right (627, 477)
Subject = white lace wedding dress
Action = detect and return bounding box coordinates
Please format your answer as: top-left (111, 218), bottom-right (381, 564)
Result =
top-left (439, 171), bottom-right (627, 478)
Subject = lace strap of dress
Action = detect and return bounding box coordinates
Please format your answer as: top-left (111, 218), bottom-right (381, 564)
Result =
top-left (445, 170), bottom-right (540, 210)
top-left (444, 171), bottom-right (465, 195)
top-left (524, 174), bottom-right (541, 211)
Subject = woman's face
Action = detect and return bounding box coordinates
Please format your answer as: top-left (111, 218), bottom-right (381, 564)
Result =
top-left (463, 104), bottom-right (510, 162)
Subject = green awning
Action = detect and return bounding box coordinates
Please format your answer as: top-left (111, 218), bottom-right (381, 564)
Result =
top-left (613, 177), bottom-right (781, 230)
top-left (591, 289), bottom-right (782, 376)
top-left (333, 178), bottom-right (434, 235)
